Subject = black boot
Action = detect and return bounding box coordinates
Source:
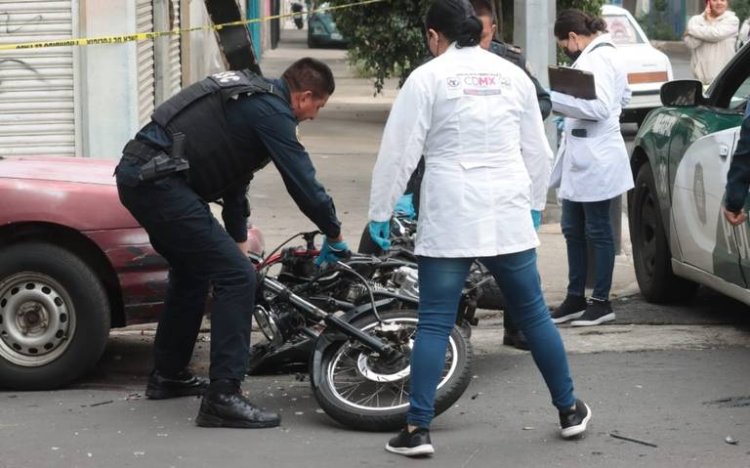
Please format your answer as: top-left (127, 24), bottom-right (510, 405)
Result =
top-left (195, 380), bottom-right (281, 429)
top-left (502, 315), bottom-right (529, 351)
top-left (145, 369), bottom-right (209, 400)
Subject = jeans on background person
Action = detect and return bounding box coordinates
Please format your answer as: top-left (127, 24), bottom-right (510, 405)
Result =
top-left (560, 198), bottom-right (615, 301)
top-left (408, 251), bottom-right (576, 428)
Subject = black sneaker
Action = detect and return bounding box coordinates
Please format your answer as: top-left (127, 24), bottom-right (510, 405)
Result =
top-left (550, 295), bottom-right (587, 324)
top-left (571, 299), bottom-right (615, 326)
top-left (145, 369), bottom-right (209, 400)
top-left (559, 399), bottom-right (592, 439)
top-left (385, 427), bottom-right (434, 457)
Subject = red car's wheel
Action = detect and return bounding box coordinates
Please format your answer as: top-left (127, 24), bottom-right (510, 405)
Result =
top-left (0, 243), bottom-right (110, 390)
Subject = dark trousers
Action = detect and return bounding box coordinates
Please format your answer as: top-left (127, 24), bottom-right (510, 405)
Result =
top-left (561, 198), bottom-right (615, 301)
top-left (115, 161), bottom-right (254, 381)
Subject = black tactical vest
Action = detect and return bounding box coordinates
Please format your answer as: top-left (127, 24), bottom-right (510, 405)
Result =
top-left (151, 70), bottom-right (287, 200)
top-left (489, 40), bottom-right (525, 69)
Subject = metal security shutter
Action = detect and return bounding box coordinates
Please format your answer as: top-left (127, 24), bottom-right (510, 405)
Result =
top-left (136, 0), bottom-right (155, 126)
top-left (166, 0), bottom-right (182, 99)
top-left (0, 0), bottom-right (76, 157)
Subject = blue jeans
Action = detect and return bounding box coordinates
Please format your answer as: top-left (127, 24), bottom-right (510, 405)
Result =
top-left (561, 199), bottom-right (615, 301)
top-left (407, 250), bottom-right (576, 428)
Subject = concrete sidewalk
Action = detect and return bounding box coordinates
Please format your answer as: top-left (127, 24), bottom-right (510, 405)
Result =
top-left (251, 29), bottom-right (638, 306)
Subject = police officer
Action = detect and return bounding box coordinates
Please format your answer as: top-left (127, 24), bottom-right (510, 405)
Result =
top-left (473, 0), bottom-right (550, 350)
top-left (724, 114), bottom-right (750, 225)
top-left (115, 58), bottom-right (348, 428)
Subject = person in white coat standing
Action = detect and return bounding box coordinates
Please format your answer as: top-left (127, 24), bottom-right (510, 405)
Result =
top-left (684, 0), bottom-right (739, 85)
top-left (369, 0), bottom-right (591, 457)
top-left (549, 9), bottom-right (633, 327)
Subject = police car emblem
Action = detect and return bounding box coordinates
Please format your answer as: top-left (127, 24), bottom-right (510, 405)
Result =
top-left (212, 71), bottom-right (241, 83)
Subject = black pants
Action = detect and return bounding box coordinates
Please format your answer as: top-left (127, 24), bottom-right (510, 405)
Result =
top-left (115, 160), bottom-right (254, 381)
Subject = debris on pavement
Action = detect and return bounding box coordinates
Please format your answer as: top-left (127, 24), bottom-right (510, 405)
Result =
top-left (609, 432), bottom-right (658, 448)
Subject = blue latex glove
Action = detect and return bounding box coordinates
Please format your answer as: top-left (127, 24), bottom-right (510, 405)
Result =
top-left (531, 210), bottom-right (542, 231)
top-left (368, 220), bottom-right (391, 251)
top-left (315, 239), bottom-right (349, 267)
top-left (394, 193), bottom-right (416, 219)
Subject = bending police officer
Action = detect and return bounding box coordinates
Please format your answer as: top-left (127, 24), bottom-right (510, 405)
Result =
top-left (115, 58), bottom-right (348, 428)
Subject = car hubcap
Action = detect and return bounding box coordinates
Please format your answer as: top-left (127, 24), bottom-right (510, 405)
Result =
top-left (0, 273), bottom-right (75, 367)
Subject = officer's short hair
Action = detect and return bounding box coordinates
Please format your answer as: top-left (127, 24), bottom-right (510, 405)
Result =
top-left (470, 0), bottom-right (494, 20)
top-left (283, 58), bottom-right (335, 98)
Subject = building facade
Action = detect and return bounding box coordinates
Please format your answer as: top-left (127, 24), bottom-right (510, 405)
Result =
top-left (0, 0), bottom-right (271, 160)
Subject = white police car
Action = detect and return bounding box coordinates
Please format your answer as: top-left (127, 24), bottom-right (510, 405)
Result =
top-left (628, 42), bottom-right (750, 305)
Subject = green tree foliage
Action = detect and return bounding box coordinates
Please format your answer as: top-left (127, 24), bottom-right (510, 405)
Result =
top-left (328, 0), bottom-right (431, 93)
top-left (329, 0), bottom-right (605, 93)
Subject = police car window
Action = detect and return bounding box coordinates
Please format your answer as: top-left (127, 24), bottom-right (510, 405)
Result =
top-left (730, 75), bottom-right (750, 113)
top-left (603, 15), bottom-right (644, 45)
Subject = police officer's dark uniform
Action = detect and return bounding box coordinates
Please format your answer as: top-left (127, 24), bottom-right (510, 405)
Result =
top-left (726, 114), bottom-right (750, 215)
top-left (115, 66), bottom-right (341, 428)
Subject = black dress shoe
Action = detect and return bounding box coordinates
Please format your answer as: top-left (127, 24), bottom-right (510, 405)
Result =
top-left (502, 329), bottom-right (530, 351)
top-left (145, 369), bottom-right (209, 400)
top-left (196, 389), bottom-right (281, 428)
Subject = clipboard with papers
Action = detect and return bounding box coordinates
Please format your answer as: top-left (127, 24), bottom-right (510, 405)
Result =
top-left (548, 66), bottom-right (597, 100)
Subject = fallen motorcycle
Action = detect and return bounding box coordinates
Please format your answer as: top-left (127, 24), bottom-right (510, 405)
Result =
top-left (248, 231), bottom-right (473, 431)
top-left (358, 214), bottom-right (507, 310)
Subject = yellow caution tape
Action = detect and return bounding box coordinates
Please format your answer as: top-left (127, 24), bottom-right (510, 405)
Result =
top-left (0, 0), bottom-right (384, 51)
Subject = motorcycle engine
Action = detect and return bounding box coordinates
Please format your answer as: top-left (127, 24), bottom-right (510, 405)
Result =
top-left (391, 266), bottom-right (420, 301)
top-left (253, 301), bottom-right (301, 347)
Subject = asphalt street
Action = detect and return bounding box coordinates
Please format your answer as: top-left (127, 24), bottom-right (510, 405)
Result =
top-left (1, 346), bottom-right (748, 468)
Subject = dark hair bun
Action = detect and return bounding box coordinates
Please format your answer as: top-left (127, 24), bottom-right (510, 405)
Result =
top-left (456, 15), bottom-right (482, 47)
top-left (587, 17), bottom-right (608, 33)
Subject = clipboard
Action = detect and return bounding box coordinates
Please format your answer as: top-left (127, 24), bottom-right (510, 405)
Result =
top-left (548, 66), bottom-right (597, 100)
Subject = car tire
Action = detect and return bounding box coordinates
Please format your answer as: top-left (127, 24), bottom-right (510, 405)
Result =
top-left (630, 164), bottom-right (698, 303)
top-left (0, 243), bottom-right (111, 390)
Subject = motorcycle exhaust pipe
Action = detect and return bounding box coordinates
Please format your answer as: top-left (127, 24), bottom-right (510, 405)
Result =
top-left (262, 276), bottom-right (401, 361)
top-left (324, 313), bottom-right (401, 362)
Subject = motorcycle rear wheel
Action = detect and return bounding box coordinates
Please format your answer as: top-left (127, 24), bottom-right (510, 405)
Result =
top-left (312, 309), bottom-right (472, 432)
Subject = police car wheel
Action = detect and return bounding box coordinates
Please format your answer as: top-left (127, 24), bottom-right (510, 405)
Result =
top-left (630, 164), bottom-right (698, 303)
top-left (0, 243), bottom-right (110, 390)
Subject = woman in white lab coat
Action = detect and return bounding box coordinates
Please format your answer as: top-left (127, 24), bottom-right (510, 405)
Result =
top-left (549, 9), bottom-right (633, 327)
top-left (368, 0), bottom-right (590, 457)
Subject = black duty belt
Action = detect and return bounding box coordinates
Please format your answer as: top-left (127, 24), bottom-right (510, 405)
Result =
top-left (121, 136), bottom-right (189, 182)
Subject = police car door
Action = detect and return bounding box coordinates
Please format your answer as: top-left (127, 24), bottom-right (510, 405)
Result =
top-left (671, 126), bottom-right (745, 288)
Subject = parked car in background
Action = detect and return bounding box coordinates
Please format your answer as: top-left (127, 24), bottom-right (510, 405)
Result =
top-left (307, 3), bottom-right (347, 49)
top-left (628, 42), bottom-right (750, 306)
top-left (602, 4), bottom-right (673, 125)
top-left (0, 156), bottom-right (264, 390)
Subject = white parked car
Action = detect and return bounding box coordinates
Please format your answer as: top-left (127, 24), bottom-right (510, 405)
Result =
top-left (602, 4), bottom-right (674, 125)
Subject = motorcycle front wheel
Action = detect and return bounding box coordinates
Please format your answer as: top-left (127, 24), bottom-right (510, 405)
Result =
top-left (312, 309), bottom-right (472, 432)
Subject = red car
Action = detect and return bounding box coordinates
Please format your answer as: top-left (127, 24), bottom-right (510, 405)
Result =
top-left (0, 156), bottom-right (264, 390)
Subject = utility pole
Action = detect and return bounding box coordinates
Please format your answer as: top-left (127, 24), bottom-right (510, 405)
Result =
top-left (513, 0), bottom-right (557, 158)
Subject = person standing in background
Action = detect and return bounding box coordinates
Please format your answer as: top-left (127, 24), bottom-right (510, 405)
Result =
top-left (684, 0), bottom-right (739, 85)
top-left (548, 9), bottom-right (633, 327)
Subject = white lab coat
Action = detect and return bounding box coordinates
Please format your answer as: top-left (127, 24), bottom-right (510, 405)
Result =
top-left (369, 44), bottom-right (553, 258)
top-left (550, 33), bottom-right (634, 203)
top-left (684, 11), bottom-right (739, 85)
